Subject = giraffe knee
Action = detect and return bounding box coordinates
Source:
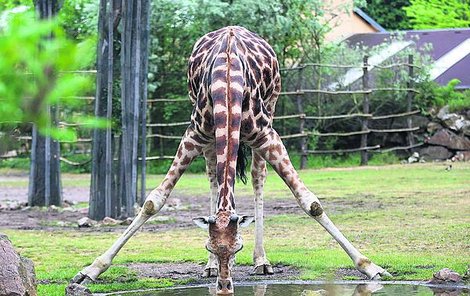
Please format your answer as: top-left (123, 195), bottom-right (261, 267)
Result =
top-left (141, 190), bottom-right (167, 216)
top-left (143, 200), bottom-right (157, 216)
top-left (309, 201), bottom-right (324, 216)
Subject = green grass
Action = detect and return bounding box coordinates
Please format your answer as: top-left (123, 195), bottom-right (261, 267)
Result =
top-left (1, 163), bottom-right (469, 295)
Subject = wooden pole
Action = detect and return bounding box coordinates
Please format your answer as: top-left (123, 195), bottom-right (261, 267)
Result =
top-left (105, 0), bottom-right (114, 218)
top-left (360, 56), bottom-right (370, 166)
top-left (89, 0), bottom-right (110, 220)
top-left (406, 54), bottom-right (415, 149)
top-left (131, 0), bottom-right (141, 213)
top-left (120, 0), bottom-right (134, 217)
top-left (296, 67), bottom-right (307, 169)
top-left (29, 0), bottom-right (62, 207)
top-left (139, 0), bottom-right (150, 205)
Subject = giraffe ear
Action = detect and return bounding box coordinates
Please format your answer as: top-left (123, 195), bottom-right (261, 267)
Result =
top-left (238, 215), bottom-right (255, 228)
top-left (192, 217), bottom-right (210, 229)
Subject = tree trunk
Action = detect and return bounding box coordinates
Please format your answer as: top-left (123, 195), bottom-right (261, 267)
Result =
top-left (89, 0), bottom-right (121, 220)
top-left (89, 0), bottom-right (150, 219)
top-left (120, 0), bottom-right (151, 217)
top-left (28, 0), bottom-right (63, 207)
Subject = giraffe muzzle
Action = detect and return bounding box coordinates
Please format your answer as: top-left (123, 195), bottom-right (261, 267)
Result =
top-left (216, 278), bottom-right (234, 294)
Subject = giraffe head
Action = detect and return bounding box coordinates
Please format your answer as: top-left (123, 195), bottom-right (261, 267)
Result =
top-left (193, 210), bottom-right (254, 294)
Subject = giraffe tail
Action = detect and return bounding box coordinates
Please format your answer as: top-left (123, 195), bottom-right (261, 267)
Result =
top-left (211, 31), bottom-right (244, 208)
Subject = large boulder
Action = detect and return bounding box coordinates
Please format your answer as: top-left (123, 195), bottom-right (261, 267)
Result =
top-left (427, 129), bottom-right (470, 150)
top-left (419, 146), bottom-right (453, 161)
top-left (0, 234), bottom-right (37, 296)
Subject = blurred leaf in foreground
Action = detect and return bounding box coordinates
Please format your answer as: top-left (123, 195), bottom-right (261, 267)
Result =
top-left (0, 10), bottom-right (96, 140)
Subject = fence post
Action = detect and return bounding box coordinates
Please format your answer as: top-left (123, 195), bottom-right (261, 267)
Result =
top-left (104, 0), bottom-right (114, 218)
top-left (296, 66), bottom-right (307, 169)
top-left (360, 56), bottom-right (370, 166)
top-left (406, 54), bottom-right (415, 149)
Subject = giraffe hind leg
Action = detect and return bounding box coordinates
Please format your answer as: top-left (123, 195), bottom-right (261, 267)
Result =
top-left (251, 150), bottom-right (273, 275)
top-left (253, 129), bottom-right (391, 280)
top-left (70, 127), bottom-right (205, 284)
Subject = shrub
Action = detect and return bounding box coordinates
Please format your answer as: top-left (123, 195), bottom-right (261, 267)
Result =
top-left (415, 79), bottom-right (470, 113)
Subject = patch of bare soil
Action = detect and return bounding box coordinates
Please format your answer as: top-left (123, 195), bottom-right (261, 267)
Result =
top-left (0, 190), bottom-right (385, 232)
top-left (335, 268), bottom-right (368, 280)
top-left (125, 262), bottom-right (300, 284)
top-left (0, 190), bottom-right (308, 231)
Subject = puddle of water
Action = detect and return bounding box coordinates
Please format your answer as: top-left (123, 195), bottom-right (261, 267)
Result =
top-left (103, 282), bottom-right (469, 296)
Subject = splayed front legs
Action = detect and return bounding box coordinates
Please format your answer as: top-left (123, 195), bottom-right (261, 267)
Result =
top-left (253, 129), bottom-right (391, 280)
top-left (70, 127), bottom-right (204, 284)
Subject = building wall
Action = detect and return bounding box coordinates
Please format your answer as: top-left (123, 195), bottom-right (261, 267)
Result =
top-left (324, 0), bottom-right (378, 41)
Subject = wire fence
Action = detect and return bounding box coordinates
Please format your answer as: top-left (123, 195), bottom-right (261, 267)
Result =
top-left (6, 54), bottom-right (421, 169)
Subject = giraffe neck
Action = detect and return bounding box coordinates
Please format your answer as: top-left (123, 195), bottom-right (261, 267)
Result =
top-left (211, 28), bottom-right (243, 212)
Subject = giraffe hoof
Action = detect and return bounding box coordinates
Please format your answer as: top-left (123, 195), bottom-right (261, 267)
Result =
top-left (360, 262), bottom-right (392, 280)
top-left (202, 267), bottom-right (218, 277)
top-left (70, 272), bottom-right (92, 285)
top-left (371, 270), bottom-right (392, 280)
top-left (254, 264), bottom-right (274, 275)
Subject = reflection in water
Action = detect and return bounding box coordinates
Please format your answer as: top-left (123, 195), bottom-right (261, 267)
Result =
top-left (121, 282), bottom-right (468, 296)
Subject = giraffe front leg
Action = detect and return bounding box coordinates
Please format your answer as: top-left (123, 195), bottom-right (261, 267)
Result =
top-left (202, 147), bottom-right (219, 278)
top-left (253, 129), bottom-right (391, 280)
top-left (71, 189), bottom-right (165, 283)
top-left (70, 127), bottom-right (204, 285)
top-left (251, 150), bottom-right (273, 275)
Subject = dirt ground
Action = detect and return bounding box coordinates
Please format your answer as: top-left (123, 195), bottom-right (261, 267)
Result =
top-left (0, 192), bottom-right (307, 231)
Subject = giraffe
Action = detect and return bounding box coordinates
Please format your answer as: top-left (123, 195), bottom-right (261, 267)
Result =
top-left (70, 26), bottom-right (390, 294)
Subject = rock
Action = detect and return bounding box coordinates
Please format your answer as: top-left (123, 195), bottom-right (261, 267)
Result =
top-left (62, 207), bottom-right (77, 213)
top-left (427, 129), bottom-right (470, 150)
top-left (436, 105), bottom-right (450, 120)
top-left (463, 124), bottom-right (470, 137)
top-left (437, 106), bottom-right (469, 132)
top-left (78, 217), bottom-right (94, 228)
top-left (419, 146), bottom-right (453, 161)
top-left (8, 201), bottom-right (22, 211)
top-left (0, 234), bottom-right (37, 296)
top-left (20, 206), bottom-right (31, 212)
top-left (408, 152), bottom-right (420, 163)
top-left (48, 205), bottom-right (59, 212)
top-left (452, 151), bottom-right (470, 162)
top-left (78, 207), bottom-right (89, 215)
top-left (65, 283), bottom-right (92, 296)
top-left (427, 122), bottom-right (443, 134)
top-left (102, 217), bottom-right (122, 226)
top-left (430, 268), bottom-right (462, 284)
